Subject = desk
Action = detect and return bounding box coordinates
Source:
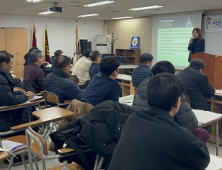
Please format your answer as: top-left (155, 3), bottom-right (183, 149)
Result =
top-left (0, 99), bottom-right (44, 112)
top-left (0, 151), bottom-right (9, 161)
top-left (0, 107), bottom-right (74, 147)
top-left (0, 99), bottom-right (44, 122)
top-left (119, 95), bottom-right (134, 106)
top-left (117, 74), bottom-right (135, 96)
top-left (193, 110), bottom-right (222, 156)
top-left (11, 107), bottom-right (73, 131)
top-left (119, 65), bottom-right (138, 69)
top-left (207, 94), bottom-right (222, 145)
top-left (119, 65), bottom-right (138, 75)
top-left (206, 154), bottom-right (222, 170)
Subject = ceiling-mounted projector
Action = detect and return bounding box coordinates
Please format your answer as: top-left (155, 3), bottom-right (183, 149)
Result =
top-left (48, 6), bottom-right (62, 13)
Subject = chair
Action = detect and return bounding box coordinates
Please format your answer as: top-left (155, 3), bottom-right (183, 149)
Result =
top-left (70, 75), bottom-right (79, 85)
top-left (43, 91), bottom-right (70, 108)
top-left (185, 94), bottom-right (191, 106)
top-left (0, 134), bottom-right (28, 170)
top-left (25, 126), bottom-right (84, 170)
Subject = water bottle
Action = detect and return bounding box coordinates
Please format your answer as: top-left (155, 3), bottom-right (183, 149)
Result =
top-left (61, 161), bottom-right (70, 170)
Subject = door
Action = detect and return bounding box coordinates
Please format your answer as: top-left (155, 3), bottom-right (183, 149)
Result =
top-left (5, 28), bottom-right (28, 78)
top-left (0, 29), bottom-right (5, 50)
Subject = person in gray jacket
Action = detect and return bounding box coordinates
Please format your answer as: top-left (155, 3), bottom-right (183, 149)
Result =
top-left (133, 61), bottom-right (209, 144)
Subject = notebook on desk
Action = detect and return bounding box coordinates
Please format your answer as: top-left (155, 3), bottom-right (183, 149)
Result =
top-left (28, 95), bottom-right (43, 102)
top-left (2, 140), bottom-right (25, 152)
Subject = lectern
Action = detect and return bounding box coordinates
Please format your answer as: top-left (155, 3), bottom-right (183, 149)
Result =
top-left (191, 53), bottom-right (222, 89)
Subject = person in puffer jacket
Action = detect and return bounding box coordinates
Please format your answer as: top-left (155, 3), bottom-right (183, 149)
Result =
top-left (133, 61), bottom-right (209, 144)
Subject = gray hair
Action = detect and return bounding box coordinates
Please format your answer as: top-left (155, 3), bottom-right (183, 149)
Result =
top-left (30, 49), bottom-right (43, 63)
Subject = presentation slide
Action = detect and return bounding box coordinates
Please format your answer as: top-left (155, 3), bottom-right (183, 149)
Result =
top-left (152, 12), bottom-right (202, 68)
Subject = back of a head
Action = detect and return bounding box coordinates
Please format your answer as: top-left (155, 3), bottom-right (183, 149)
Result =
top-left (0, 51), bottom-right (13, 66)
top-left (147, 73), bottom-right (185, 112)
top-left (54, 50), bottom-right (63, 57)
top-left (29, 47), bottom-right (38, 54)
top-left (82, 49), bottom-right (92, 58)
top-left (151, 61), bottom-right (175, 76)
top-left (30, 49), bottom-right (43, 63)
top-left (100, 57), bottom-right (120, 77)
top-left (140, 53), bottom-right (154, 63)
top-left (54, 55), bottom-right (71, 70)
top-left (190, 58), bottom-right (205, 70)
top-left (89, 50), bottom-right (100, 61)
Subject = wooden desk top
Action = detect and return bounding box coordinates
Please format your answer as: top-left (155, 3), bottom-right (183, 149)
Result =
top-left (119, 65), bottom-right (138, 69)
top-left (117, 74), bottom-right (132, 81)
top-left (0, 151), bottom-right (9, 161)
top-left (14, 87), bottom-right (26, 93)
top-left (0, 99), bottom-right (44, 112)
top-left (11, 107), bottom-right (73, 131)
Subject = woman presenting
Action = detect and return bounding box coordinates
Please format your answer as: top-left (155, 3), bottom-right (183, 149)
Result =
top-left (188, 28), bottom-right (205, 62)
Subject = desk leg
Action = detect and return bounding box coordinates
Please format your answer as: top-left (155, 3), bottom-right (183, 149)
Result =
top-left (28, 107), bottom-right (31, 122)
top-left (216, 121), bottom-right (219, 156)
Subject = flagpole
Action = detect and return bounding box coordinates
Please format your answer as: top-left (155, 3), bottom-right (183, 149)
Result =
top-left (43, 26), bottom-right (46, 61)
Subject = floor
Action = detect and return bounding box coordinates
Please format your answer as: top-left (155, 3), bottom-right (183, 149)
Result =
top-left (0, 142), bottom-right (221, 170)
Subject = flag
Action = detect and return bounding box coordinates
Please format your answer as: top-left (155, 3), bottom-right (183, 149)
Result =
top-left (32, 25), bottom-right (37, 47)
top-left (43, 26), bottom-right (50, 62)
top-left (75, 24), bottom-right (81, 55)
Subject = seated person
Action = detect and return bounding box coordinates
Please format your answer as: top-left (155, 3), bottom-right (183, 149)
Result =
top-left (49, 57), bottom-right (121, 150)
top-left (50, 50), bottom-right (63, 69)
top-left (24, 49), bottom-right (45, 93)
top-left (44, 55), bottom-right (82, 103)
top-left (133, 61), bottom-right (209, 144)
top-left (108, 73), bottom-right (210, 170)
top-left (132, 53), bottom-right (153, 90)
top-left (71, 49), bottom-right (92, 89)
top-left (24, 47), bottom-right (38, 66)
top-left (177, 58), bottom-right (215, 111)
top-left (89, 50), bottom-right (101, 79)
top-left (0, 51), bottom-right (34, 133)
top-left (81, 57), bottom-right (121, 106)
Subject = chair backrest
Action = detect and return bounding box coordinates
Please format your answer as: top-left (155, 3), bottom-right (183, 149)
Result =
top-left (26, 127), bottom-right (48, 157)
top-left (44, 91), bottom-right (60, 106)
top-left (185, 94), bottom-right (191, 106)
top-left (70, 74), bottom-right (79, 84)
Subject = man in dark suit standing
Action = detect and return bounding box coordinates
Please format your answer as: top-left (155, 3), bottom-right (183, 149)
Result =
top-left (177, 58), bottom-right (215, 111)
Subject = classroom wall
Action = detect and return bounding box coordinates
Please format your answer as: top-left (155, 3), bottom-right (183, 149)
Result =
top-left (107, 17), bottom-right (152, 55)
top-left (0, 14), bottom-right (106, 57)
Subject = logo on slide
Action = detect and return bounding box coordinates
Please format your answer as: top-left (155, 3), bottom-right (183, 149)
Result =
top-left (206, 17), bottom-right (212, 29)
top-left (130, 37), bottom-right (140, 49)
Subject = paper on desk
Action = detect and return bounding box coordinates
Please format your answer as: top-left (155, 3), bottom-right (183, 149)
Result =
top-left (0, 147), bottom-right (17, 157)
top-left (28, 95), bottom-right (43, 102)
top-left (2, 140), bottom-right (25, 152)
top-left (206, 154), bottom-right (222, 170)
top-left (193, 109), bottom-right (222, 124)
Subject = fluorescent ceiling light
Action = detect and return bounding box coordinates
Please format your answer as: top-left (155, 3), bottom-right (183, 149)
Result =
top-left (129, 5), bottom-right (163, 11)
top-left (25, 0), bottom-right (43, 2)
top-left (112, 16), bottom-right (134, 20)
top-left (78, 14), bottom-right (99, 17)
top-left (83, 1), bottom-right (114, 7)
top-left (39, 11), bottom-right (55, 15)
